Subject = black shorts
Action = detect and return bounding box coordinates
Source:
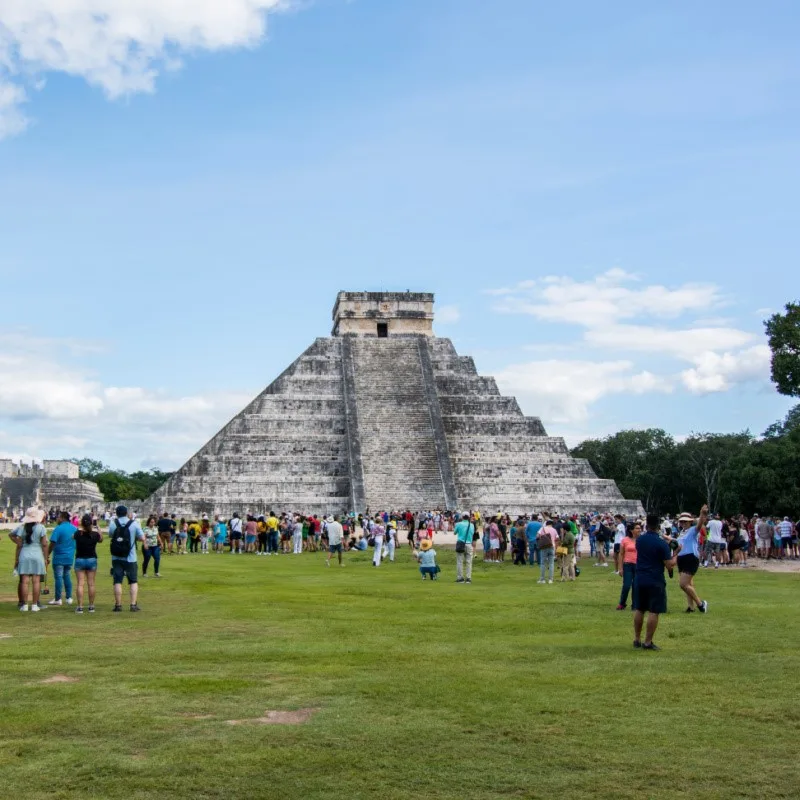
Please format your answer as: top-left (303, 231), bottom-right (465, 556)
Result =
top-left (613, 543), bottom-right (621, 554)
top-left (632, 582), bottom-right (667, 614)
top-left (230, 532), bottom-right (242, 540)
top-left (677, 554), bottom-right (699, 576)
top-left (111, 560), bottom-right (138, 585)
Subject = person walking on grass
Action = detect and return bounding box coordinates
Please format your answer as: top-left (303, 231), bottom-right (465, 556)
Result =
top-left (11, 507), bottom-right (48, 612)
top-left (213, 515), bottom-right (227, 553)
top-left (74, 513), bottom-right (102, 613)
top-left (48, 510), bottom-right (76, 607)
top-left (616, 522), bottom-right (640, 610)
top-left (454, 512), bottom-right (475, 584)
top-left (108, 505), bottom-right (146, 613)
top-left (632, 514), bottom-right (680, 651)
top-left (325, 515), bottom-right (345, 567)
top-left (141, 515), bottom-right (161, 578)
top-left (676, 506), bottom-right (709, 615)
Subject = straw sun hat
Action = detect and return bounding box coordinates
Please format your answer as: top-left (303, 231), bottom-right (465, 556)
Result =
top-left (677, 512), bottom-right (695, 524)
top-left (420, 539), bottom-right (432, 551)
top-left (22, 507), bottom-right (45, 524)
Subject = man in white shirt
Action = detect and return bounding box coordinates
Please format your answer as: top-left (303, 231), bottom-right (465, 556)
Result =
top-left (325, 516), bottom-right (344, 567)
top-left (706, 514), bottom-right (725, 568)
top-left (778, 517), bottom-right (794, 559)
top-left (613, 515), bottom-right (627, 575)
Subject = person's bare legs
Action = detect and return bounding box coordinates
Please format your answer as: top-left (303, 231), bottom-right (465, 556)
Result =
top-left (129, 582), bottom-right (138, 606)
top-left (114, 583), bottom-right (122, 606)
top-left (31, 575), bottom-right (41, 606)
top-left (87, 571), bottom-right (96, 606)
top-left (644, 613), bottom-right (659, 645)
top-left (633, 610), bottom-right (644, 643)
top-left (20, 575), bottom-right (30, 606)
top-left (75, 570), bottom-right (85, 607)
top-left (679, 573), bottom-right (701, 608)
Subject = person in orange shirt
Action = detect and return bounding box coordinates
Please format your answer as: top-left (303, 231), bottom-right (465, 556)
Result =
top-left (617, 521), bottom-right (641, 610)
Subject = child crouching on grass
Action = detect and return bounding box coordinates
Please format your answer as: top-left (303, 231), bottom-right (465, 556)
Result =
top-left (414, 539), bottom-right (441, 580)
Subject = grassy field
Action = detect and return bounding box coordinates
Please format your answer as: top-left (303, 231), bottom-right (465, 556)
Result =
top-left (1, 540), bottom-right (799, 800)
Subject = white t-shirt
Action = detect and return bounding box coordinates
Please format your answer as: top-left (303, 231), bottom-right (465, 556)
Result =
top-left (327, 521), bottom-right (343, 546)
top-left (707, 518), bottom-right (724, 544)
top-left (614, 523), bottom-right (626, 545)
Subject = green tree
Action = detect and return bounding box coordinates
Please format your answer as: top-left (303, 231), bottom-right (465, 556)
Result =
top-left (571, 428), bottom-right (679, 513)
top-left (763, 404), bottom-right (800, 438)
top-left (70, 458), bottom-right (108, 479)
top-left (765, 302), bottom-right (800, 397)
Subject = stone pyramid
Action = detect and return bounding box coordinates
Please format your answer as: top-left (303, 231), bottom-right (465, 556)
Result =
top-left (146, 292), bottom-right (643, 517)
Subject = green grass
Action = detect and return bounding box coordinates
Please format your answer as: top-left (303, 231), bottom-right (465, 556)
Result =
top-left (1, 542), bottom-right (799, 800)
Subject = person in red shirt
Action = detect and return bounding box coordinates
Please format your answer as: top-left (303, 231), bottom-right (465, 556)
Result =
top-left (617, 521), bottom-right (641, 610)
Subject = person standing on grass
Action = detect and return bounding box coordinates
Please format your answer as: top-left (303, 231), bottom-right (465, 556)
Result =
top-left (73, 513), bottom-right (102, 613)
top-left (454, 513), bottom-right (475, 584)
top-left (292, 515), bottom-right (304, 554)
top-left (674, 506), bottom-right (710, 614)
top-left (108, 505), bottom-right (146, 613)
top-left (616, 522), bottom-right (640, 610)
top-left (213, 515), bottom-right (227, 553)
top-left (157, 512), bottom-right (174, 553)
top-left (778, 517), bottom-right (794, 559)
top-left (558, 522), bottom-right (576, 581)
top-left (371, 516), bottom-right (386, 566)
top-left (632, 514), bottom-right (680, 651)
top-left (48, 510), bottom-right (76, 607)
top-left (386, 520), bottom-right (398, 562)
top-left (537, 520), bottom-right (558, 584)
top-left (141, 515), bottom-right (161, 578)
top-left (525, 514), bottom-right (542, 567)
top-left (11, 507), bottom-right (48, 612)
top-left (228, 512), bottom-right (243, 554)
top-left (613, 514), bottom-right (626, 575)
top-left (325, 515), bottom-right (345, 567)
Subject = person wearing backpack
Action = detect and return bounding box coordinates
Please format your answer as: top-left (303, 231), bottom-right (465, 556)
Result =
top-left (536, 521), bottom-right (558, 584)
top-left (108, 505), bottom-right (146, 613)
top-left (454, 513), bottom-right (475, 584)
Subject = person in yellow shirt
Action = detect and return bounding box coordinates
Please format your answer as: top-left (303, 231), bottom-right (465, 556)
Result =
top-left (266, 512), bottom-right (279, 555)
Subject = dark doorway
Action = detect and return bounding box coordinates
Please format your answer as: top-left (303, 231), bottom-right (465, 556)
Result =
top-left (377, 323), bottom-right (389, 338)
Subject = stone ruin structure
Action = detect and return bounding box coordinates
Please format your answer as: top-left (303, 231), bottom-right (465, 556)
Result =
top-left (0, 459), bottom-right (104, 520)
top-left (146, 292), bottom-right (643, 518)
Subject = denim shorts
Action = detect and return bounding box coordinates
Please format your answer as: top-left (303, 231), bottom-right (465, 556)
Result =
top-left (75, 557), bottom-right (98, 571)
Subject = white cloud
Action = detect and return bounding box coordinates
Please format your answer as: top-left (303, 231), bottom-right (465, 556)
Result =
top-left (489, 269), bottom-right (723, 324)
top-left (0, 0), bottom-right (288, 139)
top-left (436, 304), bottom-right (461, 325)
top-left (585, 324), bottom-right (754, 360)
top-left (681, 345), bottom-right (771, 394)
top-left (494, 359), bottom-right (672, 425)
top-left (488, 269), bottom-right (773, 413)
top-left (0, 331), bottom-right (253, 469)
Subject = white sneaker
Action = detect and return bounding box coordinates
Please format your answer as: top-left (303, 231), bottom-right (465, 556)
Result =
top-left (19, 604), bottom-right (29, 612)
top-left (47, 598), bottom-right (62, 606)
top-left (548, 579), bottom-right (553, 584)
top-left (66, 597), bottom-right (73, 605)
top-left (537, 579), bottom-right (545, 584)
top-left (31, 604), bottom-right (41, 612)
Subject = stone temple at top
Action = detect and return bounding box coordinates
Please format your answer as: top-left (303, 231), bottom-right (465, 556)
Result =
top-left (147, 292), bottom-right (642, 517)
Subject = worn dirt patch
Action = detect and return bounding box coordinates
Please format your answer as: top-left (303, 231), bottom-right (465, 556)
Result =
top-left (226, 708), bottom-right (318, 726)
top-left (40, 675), bottom-right (78, 684)
top-left (751, 559), bottom-right (800, 574)
top-left (181, 713), bottom-right (215, 720)
top-left (0, 633), bottom-right (12, 640)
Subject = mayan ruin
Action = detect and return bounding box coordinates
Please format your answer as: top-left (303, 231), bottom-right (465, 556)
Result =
top-left (147, 292), bottom-right (644, 518)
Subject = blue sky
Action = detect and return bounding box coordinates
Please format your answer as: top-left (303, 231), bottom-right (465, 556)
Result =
top-left (0, 0), bottom-right (797, 471)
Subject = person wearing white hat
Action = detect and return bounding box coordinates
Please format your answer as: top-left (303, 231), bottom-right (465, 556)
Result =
top-left (9, 507), bottom-right (48, 611)
top-left (676, 505), bottom-right (709, 614)
top-left (325, 515), bottom-right (344, 567)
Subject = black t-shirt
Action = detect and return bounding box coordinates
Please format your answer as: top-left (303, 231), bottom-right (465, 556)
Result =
top-left (157, 518), bottom-right (175, 535)
top-left (74, 530), bottom-right (101, 559)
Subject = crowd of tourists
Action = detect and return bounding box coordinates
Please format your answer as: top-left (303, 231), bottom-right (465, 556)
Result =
top-left (4, 503), bottom-right (798, 634)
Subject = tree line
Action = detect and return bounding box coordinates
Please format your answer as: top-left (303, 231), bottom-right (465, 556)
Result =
top-left (70, 459), bottom-right (172, 503)
top-left (570, 405), bottom-right (799, 516)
